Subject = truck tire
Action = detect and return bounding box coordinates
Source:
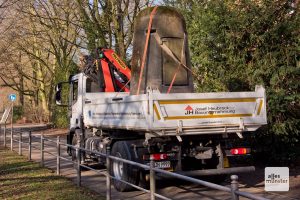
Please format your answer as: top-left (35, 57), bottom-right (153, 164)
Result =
top-left (111, 141), bottom-right (139, 192)
top-left (67, 130), bottom-right (74, 156)
top-left (139, 170), bottom-right (150, 189)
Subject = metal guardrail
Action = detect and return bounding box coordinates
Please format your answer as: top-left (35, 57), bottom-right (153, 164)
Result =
top-left (0, 126), bottom-right (269, 200)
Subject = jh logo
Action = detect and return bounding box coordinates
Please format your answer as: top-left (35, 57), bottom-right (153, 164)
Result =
top-left (185, 105), bottom-right (194, 115)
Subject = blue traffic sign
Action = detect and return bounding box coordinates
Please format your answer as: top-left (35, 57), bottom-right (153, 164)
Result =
top-left (8, 94), bottom-right (17, 102)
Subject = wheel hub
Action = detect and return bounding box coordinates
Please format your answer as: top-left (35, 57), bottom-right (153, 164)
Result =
top-left (113, 152), bottom-right (123, 180)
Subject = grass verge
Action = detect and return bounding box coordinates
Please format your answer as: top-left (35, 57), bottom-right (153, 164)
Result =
top-left (0, 148), bottom-right (104, 200)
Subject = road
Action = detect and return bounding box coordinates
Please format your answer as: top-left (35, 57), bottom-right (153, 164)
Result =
top-left (1, 127), bottom-right (299, 200)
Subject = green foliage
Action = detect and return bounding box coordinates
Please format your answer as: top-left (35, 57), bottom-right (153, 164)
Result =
top-left (166, 0), bottom-right (300, 163)
top-left (13, 106), bottom-right (23, 123)
top-left (52, 106), bottom-right (69, 128)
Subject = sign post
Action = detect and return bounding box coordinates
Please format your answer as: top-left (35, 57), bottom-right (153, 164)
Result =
top-left (8, 94), bottom-right (16, 151)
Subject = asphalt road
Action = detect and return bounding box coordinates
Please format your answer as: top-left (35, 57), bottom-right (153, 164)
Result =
top-left (0, 128), bottom-right (299, 200)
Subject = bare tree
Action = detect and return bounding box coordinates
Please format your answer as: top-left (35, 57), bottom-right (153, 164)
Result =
top-left (0, 0), bottom-right (81, 122)
top-left (0, 0), bottom-right (155, 123)
top-left (75, 0), bottom-right (152, 59)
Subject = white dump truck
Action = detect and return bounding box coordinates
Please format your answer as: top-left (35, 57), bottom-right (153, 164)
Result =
top-left (55, 6), bottom-right (267, 192)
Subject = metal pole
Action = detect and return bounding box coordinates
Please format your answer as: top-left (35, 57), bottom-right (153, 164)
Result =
top-left (150, 158), bottom-right (156, 200)
top-left (28, 131), bottom-right (32, 161)
top-left (3, 122), bottom-right (6, 147)
top-left (40, 133), bottom-right (44, 167)
top-left (10, 103), bottom-right (13, 151)
top-left (230, 175), bottom-right (239, 200)
top-left (57, 136), bottom-right (60, 175)
top-left (19, 132), bottom-right (22, 155)
top-left (76, 148), bottom-right (81, 186)
top-left (106, 146), bottom-right (111, 200)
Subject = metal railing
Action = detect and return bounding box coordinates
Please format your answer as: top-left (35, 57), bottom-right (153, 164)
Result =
top-left (0, 127), bottom-right (269, 200)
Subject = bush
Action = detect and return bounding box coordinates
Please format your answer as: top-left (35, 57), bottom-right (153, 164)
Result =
top-left (169, 0), bottom-right (300, 164)
top-left (13, 106), bottom-right (23, 123)
top-left (52, 106), bottom-right (69, 128)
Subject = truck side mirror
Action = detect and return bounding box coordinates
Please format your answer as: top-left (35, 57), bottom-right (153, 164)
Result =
top-left (55, 82), bottom-right (69, 106)
top-left (55, 83), bottom-right (63, 105)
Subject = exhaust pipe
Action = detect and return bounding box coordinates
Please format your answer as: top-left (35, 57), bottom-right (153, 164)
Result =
top-left (176, 166), bottom-right (255, 177)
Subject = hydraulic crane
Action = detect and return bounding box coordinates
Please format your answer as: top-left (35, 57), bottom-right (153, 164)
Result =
top-left (82, 48), bottom-right (131, 93)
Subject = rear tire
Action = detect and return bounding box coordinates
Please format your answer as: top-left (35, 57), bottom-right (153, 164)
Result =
top-left (139, 170), bottom-right (150, 189)
top-left (110, 141), bottom-right (139, 192)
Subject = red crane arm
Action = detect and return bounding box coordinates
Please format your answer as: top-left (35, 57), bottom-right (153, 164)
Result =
top-left (83, 48), bottom-right (131, 92)
top-left (101, 49), bottom-right (131, 81)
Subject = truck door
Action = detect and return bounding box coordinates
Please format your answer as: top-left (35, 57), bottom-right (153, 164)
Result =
top-left (69, 74), bottom-right (83, 129)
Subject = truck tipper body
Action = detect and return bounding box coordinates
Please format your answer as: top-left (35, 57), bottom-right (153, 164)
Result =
top-left (82, 79), bottom-right (266, 135)
top-left (55, 6), bottom-right (267, 192)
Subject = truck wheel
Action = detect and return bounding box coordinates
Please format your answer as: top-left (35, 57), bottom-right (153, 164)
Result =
top-left (111, 141), bottom-right (139, 192)
top-left (139, 170), bottom-right (150, 189)
top-left (67, 131), bottom-right (74, 156)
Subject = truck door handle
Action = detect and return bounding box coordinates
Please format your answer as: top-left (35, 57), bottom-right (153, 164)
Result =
top-left (85, 99), bottom-right (91, 104)
top-left (112, 98), bottom-right (123, 101)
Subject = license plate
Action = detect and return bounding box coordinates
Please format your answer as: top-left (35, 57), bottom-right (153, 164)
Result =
top-left (154, 161), bottom-right (171, 168)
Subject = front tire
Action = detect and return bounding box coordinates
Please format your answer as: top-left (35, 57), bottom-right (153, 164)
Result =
top-left (71, 130), bottom-right (80, 162)
top-left (110, 141), bottom-right (139, 192)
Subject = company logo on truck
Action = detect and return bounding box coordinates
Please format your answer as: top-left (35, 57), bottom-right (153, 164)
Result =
top-left (185, 105), bottom-right (194, 115)
top-left (185, 105), bottom-right (236, 115)
top-left (112, 53), bottom-right (127, 70)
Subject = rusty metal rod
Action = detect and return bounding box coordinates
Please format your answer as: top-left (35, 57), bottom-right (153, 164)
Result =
top-left (3, 122), bottom-right (6, 147)
top-left (57, 136), bottom-right (60, 175)
top-left (40, 133), bottom-right (44, 167)
top-left (76, 148), bottom-right (81, 186)
top-left (10, 103), bottom-right (13, 151)
top-left (28, 131), bottom-right (32, 161)
top-left (231, 175), bottom-right (239, 200)
top-left (19, 132), bottom-right (22, 155)
top-left (150, 159), bottom-right (156, 200)
top-left (106, 146), bottom-right (111, 200)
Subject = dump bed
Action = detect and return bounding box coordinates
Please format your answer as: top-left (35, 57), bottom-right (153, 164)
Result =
top-left (83, 86), bottom-right (267, 137)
